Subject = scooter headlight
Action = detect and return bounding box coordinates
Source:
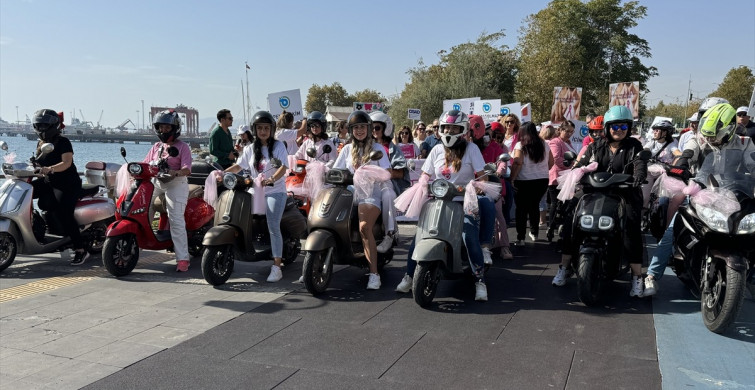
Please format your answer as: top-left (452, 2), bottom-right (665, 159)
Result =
top-left (736, 213), bottom-right (755, 234)
top-left (430, 180), bottom-right (450, 198)
top-left (697, 205), bottom-right (729, 233)
top-left (580, 215), bottom-right (594, 229)
top-left (223, 173), bottom-right (238, 190)
top-left (127, 163), bottom-right (142, 175)
top-left (598, 216), bottom-right (614, 230)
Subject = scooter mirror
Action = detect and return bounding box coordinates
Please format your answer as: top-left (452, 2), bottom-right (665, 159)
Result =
top-left (369, 150), bottom-right (384, 161)
top-left (167, 146), bottom-right (179, 157)
top-left (120, 147), bottom-right (127, 159)
top-left (483, 163), bottom-right (497, 174)
top-left (407, 160), bottom-right (416, 171)
top-left (269, 158), bottom-right (282, 169)
top-left (0, 141), bottom-right (7, 151)
top-left (563, 151), bottom-right (577, 162)
top-left (497, 153), bottom-right (511, 162)
top-left (323, 145), bottom-right (332, 154)
top-left (637, 149), bottom-right (652, 161)
top-left (306, 147), bottom-right (317, 158)
top-left (38, 143), bottom-right (54, 156)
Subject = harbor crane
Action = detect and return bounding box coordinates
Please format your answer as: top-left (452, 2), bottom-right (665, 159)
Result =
top-left (116, 119), bottom-right (137, 131)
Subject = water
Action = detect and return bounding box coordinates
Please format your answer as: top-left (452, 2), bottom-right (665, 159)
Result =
top-left (0, 134), bottom-right (155, 166)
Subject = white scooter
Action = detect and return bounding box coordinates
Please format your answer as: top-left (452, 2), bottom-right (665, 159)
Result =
top-left (0, 141), bottom-right (116, 272)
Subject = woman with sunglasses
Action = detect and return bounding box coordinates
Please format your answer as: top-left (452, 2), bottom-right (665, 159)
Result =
top-left (294, 111), bottom-right (337, 164)
top-left (553, 106), bottom-right (648, 297)
top-left (395, 125), bottom-right (420, 159)
top-left (499, 114), bottom-right (520, 225)
top-left (546, 121), bottom-right (576, 241)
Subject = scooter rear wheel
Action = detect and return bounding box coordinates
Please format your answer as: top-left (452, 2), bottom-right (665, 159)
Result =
top-left (577, 253), bottom-right (601, 306)
top-left (701, 262), bottom-right (746, 334)
top-left (102, 234), bottom-right (139, 277)
top-left (413, 262), bottom-right (441, 308)
top-left (0, 232), bottom-right (17, 272)
top-left (303, 248), bottom-right (334, 295)
top-left (282, 236), bottom-right (301, 266)
top-left (201, 245), bottom-right (234, 286)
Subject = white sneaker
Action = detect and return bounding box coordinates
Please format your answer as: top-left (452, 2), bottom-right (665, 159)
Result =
top-left (293, 275), bottom-right (304, 284)
top-left (630, 275), bottom-right (644, 297)
top-left (482, 247), bottom-right (493, 265)
top-left (642, 276), bottom-right (658, 297)
top-left (475, 281), bottom-right (488, 301)
top-left (552, 265), bottom-right (570, 287)
top-left (376, 234), bottom-right (393, 253)
top-left (367, 273), bottom-right (381, 290)
top-left (395, 275), bottom-right (412, 293)
top-left (501, 247), bottom-right (513, 260)
top-left (528, 232), bottom-right (537, 242)
top-left (266, 265), bottom-right (282, 282)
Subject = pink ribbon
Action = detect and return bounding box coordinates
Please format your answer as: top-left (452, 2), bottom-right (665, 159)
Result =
top-left (303, 160), bottom-right (327, 202)
top-left (203, 170), bottom-right (223, 207)
top-left (394, 174), bottom-right (429, 218)
top-left (557, 162), bottom-right (598, 202)
top-left (115, 163), bottom-right (133, 199)
top-left (252, 174), bottom-right (266, 215)
top-left (353, 165), bottom-right (390, 201)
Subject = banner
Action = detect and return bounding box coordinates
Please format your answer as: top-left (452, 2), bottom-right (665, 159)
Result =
top-left (353, 102), bottom-right (385, 113)
top-left (407, 108), bottom-right (421, 120)
top-left (550, 87), bottom-right (582, 124)
top-left (472, 99), bottom-right (501, 123)
top-left (609, 82), bottom-right (640, 120)
top-left (443, 97), bottom-right (480, 115)
top-left (520, 103), bottom-right (532, 122)
top-left (267, 89), bottom-right (303, 122)
top-left (570, 120), bottom-right (587, 149)
top-left (500, 102), bottom-right (522, 120)
top-left (748, 86), bottom-right (755, 117)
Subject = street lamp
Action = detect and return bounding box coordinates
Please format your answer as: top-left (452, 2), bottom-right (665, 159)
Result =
top-left (136, 110), bottom-right (140, 130)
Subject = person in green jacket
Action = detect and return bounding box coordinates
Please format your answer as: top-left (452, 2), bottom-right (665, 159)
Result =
top-left (210, 109), bottom-right (237, 168)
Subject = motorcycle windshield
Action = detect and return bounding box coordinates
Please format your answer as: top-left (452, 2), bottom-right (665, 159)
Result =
top-left (696, 148), bottom-right (755, 199)
top-left (0, 179), bottom-right (31, 214)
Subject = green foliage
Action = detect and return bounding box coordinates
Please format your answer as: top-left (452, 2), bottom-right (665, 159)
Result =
top-left (350, 89), bottom-right (385, 104)
top-left (515, 0), bottom-right (657, 123)
top-left (304, 82), bottom-right (352, 114)
top-left (709, 66), bottom-right (755, 108)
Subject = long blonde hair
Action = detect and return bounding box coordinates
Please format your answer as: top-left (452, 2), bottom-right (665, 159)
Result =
top-left (350, 136), bottom-right (375, 168)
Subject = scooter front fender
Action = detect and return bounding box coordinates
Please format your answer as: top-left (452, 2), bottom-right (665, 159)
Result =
top-left (412, 239), bottom-right (447, 263)
top-left (202, 225), bottom-right (238, 246)
top-left (106, 219), bottom-right (141, 237)
top-left (303, 229), bottom-right (336, 252)
top-left (709, 249), bottom-right (748, 272)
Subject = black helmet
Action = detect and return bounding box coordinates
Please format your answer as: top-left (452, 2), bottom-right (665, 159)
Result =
top-left (347, 110), bottom-right (372, 135)
top-left (153, 109), bottom-right (182, 143)
top-left (307, 111), bottom-right (328, 139)
top-left (33, 109), bottom-right (63, 142)
top-left (251, 110), bottom-right (276, 136)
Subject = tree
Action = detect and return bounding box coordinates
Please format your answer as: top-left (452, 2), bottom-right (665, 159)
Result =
top-left (709, 66), bottom-right (755, 108)
top-left (515, 0), bottom-right (657, 123)
top-left (645, 99), bottom-right (701, 127)
top-left (304, 82), bottom-right (351, 114)
top-left (350, 89), bottom-right (385, 104)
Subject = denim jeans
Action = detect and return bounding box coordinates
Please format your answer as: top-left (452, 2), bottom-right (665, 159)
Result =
top-left (405, 196), bottom-right (495, 281)
top-left (647, 215), bottom-right (675, 280)
top-left (265, 192), bottom-right (287, 258)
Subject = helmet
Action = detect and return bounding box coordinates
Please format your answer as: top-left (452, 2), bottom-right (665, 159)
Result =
top-left (652, 119), bottom-right (674, 131)
top-left (468, 114), bottom-right (485, 140)
top-left (33, 109), bottom-right (63, 142)
top-left (687, 112), bottom-right (699, 123)
top-left (153, 109), bottom-right (181, 143)
top-left (306, 111), bottom-right (329, 139)
top-left (251, 110), bottom-right (275, 136)
top-left (237, 125), bottom-right (251, 136)
top-left (698, 97), bottom-right (729, 116)
top-left (438, 110), bottom-right (469, 148)
top-left (369, 111), bottom-right (394, 138)
top-left (603, 106), bottom-right (633, 127)
top-left (587, 115), bottom-right (605, 130)
top-left (699, 103), bottom-right (736, 147)
top-left (347, 110), bottom-right (373, 135)
top-left (489, 121), bottom-right (504, 134)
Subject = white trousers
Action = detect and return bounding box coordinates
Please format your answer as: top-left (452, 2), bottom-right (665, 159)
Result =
top-left (153, 177), bottom-right (189, 261)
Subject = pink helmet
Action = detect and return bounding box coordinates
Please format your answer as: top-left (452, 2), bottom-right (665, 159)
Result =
top-left (468, 115), bottom-right (485, 140)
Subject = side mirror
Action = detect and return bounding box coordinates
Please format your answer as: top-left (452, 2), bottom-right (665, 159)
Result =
top-left (483, 163), bottom-right (497, 174)
top-left (323, 145), bottom-right (332, 153)
top-left (407, 160), bottom-right (416, 171)
top-left (168, 146), bottom-right (179, 157)
top-left (497, 153), bottom-right (511, 162)
top-left (637, 149), bottom-right (652, 161)
top-left (369, 150), bottom-right (384, 161)
top-left (563, 151), bottom-right (577, 168)
top-left (306, 147), bottom-right (317, 158)
top-left (39, 143), bottom-right (54, 156)
top-left (120, 147), bottom-right (127, 158)
top-left (269, 158), bottom-right (282, 169)
top-left (0, 141), bottom-right (7, 151)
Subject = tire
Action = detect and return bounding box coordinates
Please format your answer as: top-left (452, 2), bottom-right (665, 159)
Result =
top-left (701, 261), bottom-right (746, 334)
top-left (188, 223), bottom-right (212, 258)
top-left (102, 234), bottom-right (139, 277)
top-left (85, 218), bottom-right (113, 255)
top-left (377, 249), bottom-right (392, 273)
top-left (282, 236), bottom-right (301, 266)
top-left (577, 253), bottom-right (601, 306)
top-left (303, 248), bottom-right (334, 295)
top-left (0, 232), bottom-right (18, 272)
top-left (201, 245), bottom-right (234, 286)
top-left (413, 262), bottom-right (441, 308)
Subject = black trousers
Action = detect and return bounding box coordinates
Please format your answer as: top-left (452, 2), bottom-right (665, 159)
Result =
top-left (33, 180), bottom-right (83, 249)
top-left (513, 178), bottom-right (549, 240)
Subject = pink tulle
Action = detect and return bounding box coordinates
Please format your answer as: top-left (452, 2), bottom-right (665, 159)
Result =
top-left (691, 188), bottom-right (740, 215)
top-left (3, 152), bottom-right (16, 164)
top-left (683, 181), bottom-right (701, 196)
top-left (491, 198), bottom-right (509, 248)
top-left (464, 180), bottom-right (503, 215)
top-left (353, 165), bottom-right (390, 201)
top-left (471, 180), bottom-right (502, 201)
top-left (557, 162), bottom-right (598, 202)
top-left (303, 160), bottom-right (327, 202)
top-left (659, 175), bottom-right (686, 198)
top-left (252, 174), bottom-right (266, 215)
top-left (203, 170), bottom-right (223, 207)
top-left (394, 174), bottom-right (429, 218)
top-left (647, 163), bottom-right (665, 177)
top-left (115, 164), bottom-right (133, 199)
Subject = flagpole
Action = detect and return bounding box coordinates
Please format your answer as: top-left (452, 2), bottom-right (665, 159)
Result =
top-left (241, 79), bottom-right (247, 126)
top-left (245, 62), bottom-right (252, 124)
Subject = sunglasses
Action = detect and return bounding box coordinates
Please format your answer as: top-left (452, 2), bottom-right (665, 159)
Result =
top-left (610, 124), bottom-right (629, 131)
top-left (504, 121), bottom-right (515, 125)
top-left (425, 130), bottom-right (434, 134)
top-left (400, 132), bottom-right (410, 136)
top-left (432, 126), bottom-right (439, 129)
top-left (226, 117), bottom-right (233, 121)
top-left (373, 126), bottom-right (383, 131)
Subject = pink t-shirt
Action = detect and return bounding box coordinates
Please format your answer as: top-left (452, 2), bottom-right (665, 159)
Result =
top-left (143, 140), bottom-right (192, 171)
top-left (397, 143), bottom-right (420, 159)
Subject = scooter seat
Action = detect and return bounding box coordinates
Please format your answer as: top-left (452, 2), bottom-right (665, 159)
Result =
top-left (80, 184), bottom-right (101, 198)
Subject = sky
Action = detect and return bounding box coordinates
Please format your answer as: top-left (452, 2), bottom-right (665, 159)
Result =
top-left (1, 0), bottom-right (754, 130)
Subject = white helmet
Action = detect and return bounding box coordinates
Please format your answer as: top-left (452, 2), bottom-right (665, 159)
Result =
top-left (698, 97), bottom-right (729, 115)
top-left (438, 110), bottom-right (469, 148)
top-left (369, 111), bottom-right (394, 138)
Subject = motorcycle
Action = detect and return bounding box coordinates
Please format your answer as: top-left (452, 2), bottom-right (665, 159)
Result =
top-left (561, 149), bottom-right (651, 306)
top-left (409, 160), bottom-right (503, 307)
top-left (301, 151), bottom-right (393, 296)
top-left (200, 159), bottom-right (308, 286)
top-left (0, 141), bottom-right (116, 272)
top-left (102, 147), bottom-right (215, 277)
top-left (671, 150), bottom-right (755, 333)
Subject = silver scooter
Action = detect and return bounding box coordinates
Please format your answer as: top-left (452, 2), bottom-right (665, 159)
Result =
top-left (0, 141), bottom-right (116, 272)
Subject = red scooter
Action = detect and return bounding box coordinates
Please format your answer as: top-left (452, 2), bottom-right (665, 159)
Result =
top-left (102, 147), bottom-right (215, 276)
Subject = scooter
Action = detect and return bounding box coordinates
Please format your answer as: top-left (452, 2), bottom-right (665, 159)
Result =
top-left (200, 159), bottom-right (308, 286)
top-left (410, 160), bottom-right (503, 307)
top-left (285, 145), bottom-right (333, 217)
top-left (84, 161), bottom-right (122, 200)
top-left (301, 151), bottom-right (393, 296)
top-left (102, 147), bottom-right (215, 277)
top-left (671, 153), bottom-right (755, 333)
top-left (0, 141), bottom-right (116, 272)
top-left (563, 149), bottom-right (651, 306)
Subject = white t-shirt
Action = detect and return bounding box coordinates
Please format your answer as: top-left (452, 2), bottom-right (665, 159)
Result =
top-left (513, 139), bottom-right (550, 180)
top-left (643, 139), bottom-right (679, 164)
top-left (333, 142), bottom-right (391, 173)
top-left (237, 140), bottom-right (289, 195)
top-left (275, 129), bottom-right (299, 155)
top-left (422, 142), bottom-right (485, 186)
top-left (294, 138), bottom-right (337, 163)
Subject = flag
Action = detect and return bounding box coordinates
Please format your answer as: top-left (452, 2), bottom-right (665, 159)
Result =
top-left (245, 63), bottom-right (250, 70)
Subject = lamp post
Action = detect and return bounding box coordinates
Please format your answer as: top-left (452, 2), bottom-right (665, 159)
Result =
top-left (136, 110), bottom-right (140, 131)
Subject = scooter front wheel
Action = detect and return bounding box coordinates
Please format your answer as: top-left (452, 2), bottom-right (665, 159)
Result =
top-left (303, 248), bottom-right (334, 296)
top-left (701, 262), bottom-right (746, 334)
top-left (413, 262), bottom-right (441, 308)
top-left (0, 232), bottom-right (18, 272)
top-left (201, 245), bottom-right (235, 286)
top-left (102, 234), bottom-right (139, 277)
top-left (577, 253), bottom-right (601, 306)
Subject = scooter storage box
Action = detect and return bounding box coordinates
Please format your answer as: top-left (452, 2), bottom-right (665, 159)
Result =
top-left (84, 162), bottom-right (120, 188)
top-left (189, 161), bottom-right (216, 186)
